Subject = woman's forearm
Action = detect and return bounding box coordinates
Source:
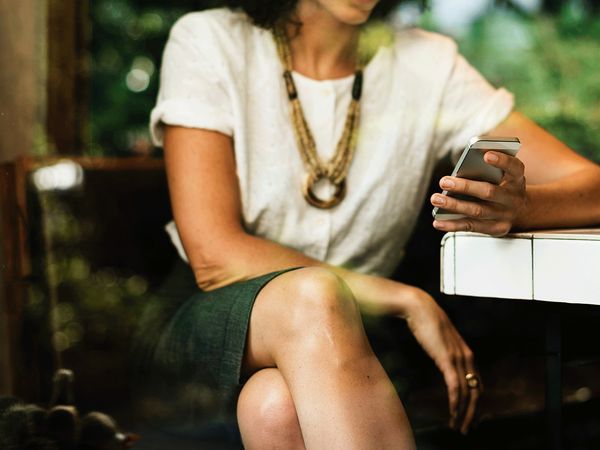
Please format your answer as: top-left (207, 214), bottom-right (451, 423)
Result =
top-left (516, 165), bottom-right (600, 230)
top-left (189, 230), bottom-right (419, 317)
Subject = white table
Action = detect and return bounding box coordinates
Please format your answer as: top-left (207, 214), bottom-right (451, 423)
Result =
top-left (440, 228), bottom-right (600, 449)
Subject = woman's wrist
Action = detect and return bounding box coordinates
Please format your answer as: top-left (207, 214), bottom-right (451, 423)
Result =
top-left (392, 285), bottom-right (428, 319)
top-left (336, 268), bottom-right (424, 318)
top-left (512, 186), bottom-right (534, 230)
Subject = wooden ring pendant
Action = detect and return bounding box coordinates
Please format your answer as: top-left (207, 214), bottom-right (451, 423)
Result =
top-left (302, 173), bottom-right (347, 209)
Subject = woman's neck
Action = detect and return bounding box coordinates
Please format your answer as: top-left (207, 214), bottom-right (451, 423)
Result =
top-left (286, 2), bottom-right (361, 80)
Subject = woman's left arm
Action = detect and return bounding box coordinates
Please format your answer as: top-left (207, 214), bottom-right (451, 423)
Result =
top-left (431, 112), bottom-right (600, 234)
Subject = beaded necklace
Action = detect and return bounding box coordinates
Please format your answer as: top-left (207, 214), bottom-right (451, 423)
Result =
top-left (273, 25), bottom-right (363, 209)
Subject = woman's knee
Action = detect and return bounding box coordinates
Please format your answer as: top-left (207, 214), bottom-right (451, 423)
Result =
top-left (246, 267), bottom-right (367, 369)
top-left (237, 369), bottom-right (304, 449)
top-left (261, 267), bottom-right (360, 331)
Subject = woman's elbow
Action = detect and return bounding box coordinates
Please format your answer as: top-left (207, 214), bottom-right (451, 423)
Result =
top-left (190, 252), bottom-right (247, 291)
top-left (181, 229), bottom-right (250, 291)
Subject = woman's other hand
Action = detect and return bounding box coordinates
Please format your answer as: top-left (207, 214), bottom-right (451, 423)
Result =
top-left (430, 151), bottom-right (528, 236)
top-left (403, 289), bottom-right (481, 434)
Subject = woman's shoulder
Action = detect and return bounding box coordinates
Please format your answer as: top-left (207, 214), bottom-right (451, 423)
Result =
top-left (392, 27), bottom-right (458, 61)
top-left (168, 8), bottom-right (254, 47)
top-left (363, 23), bottom-right (458, 74)
top-left (369, 26), bottom-right (459, 81)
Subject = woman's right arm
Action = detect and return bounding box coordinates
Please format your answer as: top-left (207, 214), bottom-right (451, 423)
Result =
top-left (163, 125), bottom-right (319, 291)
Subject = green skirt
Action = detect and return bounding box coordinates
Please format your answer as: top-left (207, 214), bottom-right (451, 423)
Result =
top-left (136, 259), bottom-right (300, 416)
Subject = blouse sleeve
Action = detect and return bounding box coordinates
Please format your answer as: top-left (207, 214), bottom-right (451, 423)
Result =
top-left (432, 51), bottom-right (514, 161)
top-left (150, 15), bottom-right (234, 147)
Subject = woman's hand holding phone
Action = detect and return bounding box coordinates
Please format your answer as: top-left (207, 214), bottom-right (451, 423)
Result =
top-left (431, 141), bottom-right (528, 237)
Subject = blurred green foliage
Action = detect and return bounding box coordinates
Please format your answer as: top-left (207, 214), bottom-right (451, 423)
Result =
top-left (90, 0), bottom-right (599, 160)
top-left (91, 0), bottom-right (189, 155)
top-left (26, 193), bottom-right (150, 355)
top-left (450, 3), bottom-right (600, 162)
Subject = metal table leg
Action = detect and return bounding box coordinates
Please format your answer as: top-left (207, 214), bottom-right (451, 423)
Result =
top-left (545, 310), bottom-right (562, 450)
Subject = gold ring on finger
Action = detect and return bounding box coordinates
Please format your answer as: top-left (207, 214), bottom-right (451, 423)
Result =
top-left (465, 372), bottom-right (480, 389)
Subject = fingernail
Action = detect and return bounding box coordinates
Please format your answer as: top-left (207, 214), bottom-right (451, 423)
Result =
top-left (432, 194), bottom-right (446, 206)
top-left (486, 152), bottom-right (499, 163)
top-left (433, 220), bottom-right (446, 229)
top-left (441, 178), bottom-right (455, 189)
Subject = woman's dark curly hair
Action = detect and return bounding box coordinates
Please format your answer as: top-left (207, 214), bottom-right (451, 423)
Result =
top-left (223, 0), bottom-right (427, 29)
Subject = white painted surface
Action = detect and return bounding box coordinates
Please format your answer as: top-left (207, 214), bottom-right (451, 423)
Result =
top-left (440, 234), bottom-right (455, 294)
top-left (534, 239), bottom-right (600, 305)
top-left (440, 229), bottom-right (600, 305)
top-left (453, 234), bottom-right (533, 299)
top-left (533, 228), bottom-right (600, 240)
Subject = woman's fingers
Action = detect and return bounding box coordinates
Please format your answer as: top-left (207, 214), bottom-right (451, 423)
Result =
top-left (431, 152), bottom-right (528, 236)
top-left (460, 379), bottom-right (481, 434)
top-left (440, 342), bottom-right (474, 431)
top-left (448, 342), bottom-right (469, 430)
top-left (431, 193), bottom-right (504, 221)
top-left (433, 217), bottom-right (512, 237)
top-left (484, 151), bottom-right (525, 180)
top-left (431, 187), bottom-right (514, 235)
top-left (447, 334), bottom-right (483, 434)
top-left (437, 176), bottom-right (509, 205)
top-left (440, 334), bottom-right (481, 434)
top-left (441, 362), bottom-right (460, 429)
top-left (459, 347), bottom-right (481, 435)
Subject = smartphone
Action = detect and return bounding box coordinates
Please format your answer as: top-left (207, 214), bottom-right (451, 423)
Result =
top-left (432, 136), bottom-right (521, 220)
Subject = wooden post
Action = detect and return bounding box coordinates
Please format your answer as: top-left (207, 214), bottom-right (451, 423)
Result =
top-left (0, 160), bottom-right (29, 395)
top-left (0, 0), bottom-right (44, 163)
top-left (46, 0), bottom-right (90, 155)
top-left (0, 0), bottom-right (44, 394)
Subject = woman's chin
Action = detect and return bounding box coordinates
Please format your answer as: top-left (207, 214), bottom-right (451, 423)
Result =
top-left (337, 7), bottom-right (372, 25)
top-left (299, 0), bottom-right (376, 26)
top-left (340, 1), bottom-right (377, 24)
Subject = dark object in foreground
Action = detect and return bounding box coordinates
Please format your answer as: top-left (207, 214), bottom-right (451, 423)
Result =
top-left (0, 369), bottom-right (139, 449)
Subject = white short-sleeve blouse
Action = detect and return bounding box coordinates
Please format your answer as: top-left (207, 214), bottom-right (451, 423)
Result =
top-left (150, 8), bottom-right (514, 277)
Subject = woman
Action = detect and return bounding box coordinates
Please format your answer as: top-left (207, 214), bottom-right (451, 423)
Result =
top-left (149, 0), bottom-right (600, 448)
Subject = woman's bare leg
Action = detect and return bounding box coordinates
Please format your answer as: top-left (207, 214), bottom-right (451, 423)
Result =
top-left (237, 368), bottom-right (305, 449)
top-left (241, 267), bottom-right (415, 449)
